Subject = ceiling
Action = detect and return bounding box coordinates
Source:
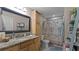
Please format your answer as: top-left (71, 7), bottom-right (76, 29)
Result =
top-left (29, 7), bottom-right (64, 18)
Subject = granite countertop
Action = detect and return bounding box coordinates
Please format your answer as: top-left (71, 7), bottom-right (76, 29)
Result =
top-left (0, 35), bottom-right (38, 49)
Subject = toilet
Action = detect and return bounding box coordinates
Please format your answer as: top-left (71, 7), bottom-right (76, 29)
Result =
top-left (42, 40), bottom-right (49, 48)
top-left (41, 35), bottom-right (49, 49)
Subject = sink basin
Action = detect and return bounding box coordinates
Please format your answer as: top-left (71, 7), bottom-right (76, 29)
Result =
top-left (0, 39), bottom-right (10, 42)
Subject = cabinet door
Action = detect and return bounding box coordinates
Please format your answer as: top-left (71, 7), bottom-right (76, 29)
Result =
top-left (36, 24), bottom-right (41, 35)
top-left (31, 10), bottom-right (41, 35)
top-left (20, 40), bottom-right (34, 51)
top-left (20, 41), bottom-right (30, 50)
top-left (28, 43), bottom-right (35, 51)
top-left (3, 44), bottom-right (20, 51)
top-left (20, 47), bottom-right (28, 51)
top-left (34, 38), bottom-right (40, 51)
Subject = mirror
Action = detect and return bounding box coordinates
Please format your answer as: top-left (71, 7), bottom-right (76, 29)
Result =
top-left (0, 7), bottom-right (30, 33)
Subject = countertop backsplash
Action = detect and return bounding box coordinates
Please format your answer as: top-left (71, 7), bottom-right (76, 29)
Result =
top-left (6, 32), bottom-right (31, 39)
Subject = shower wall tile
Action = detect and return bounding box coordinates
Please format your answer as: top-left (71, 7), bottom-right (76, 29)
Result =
top-left (42, 18), bottom-right (64, 46)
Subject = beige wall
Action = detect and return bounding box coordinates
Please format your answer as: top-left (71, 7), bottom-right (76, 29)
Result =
top-left (64, 7), bottom-right (74, 41)
top-left (0, 15), bottom-right (3, 31)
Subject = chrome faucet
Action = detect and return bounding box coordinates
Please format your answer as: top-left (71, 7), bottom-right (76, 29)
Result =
top-left (12, 32), bottom-right (15, 39)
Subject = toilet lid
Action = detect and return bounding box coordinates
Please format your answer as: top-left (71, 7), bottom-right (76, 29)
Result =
top-left (42, 40), bottom-right (49, 43)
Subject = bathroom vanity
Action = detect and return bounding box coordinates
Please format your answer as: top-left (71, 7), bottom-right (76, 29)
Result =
top-left (0, 8), bottom-right (41, 51)
top-left (0, 35), bottom-right (40, 51)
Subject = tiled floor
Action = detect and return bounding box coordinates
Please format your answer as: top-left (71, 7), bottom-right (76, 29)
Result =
top-left (42, 47), bottom-right (63, 51)
top-left (41, 42), bottom-right (63, 51)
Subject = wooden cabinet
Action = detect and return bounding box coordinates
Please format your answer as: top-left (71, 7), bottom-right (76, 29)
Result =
top-left (20, 42), bottom-right (29, 51)
top-left (31, 10), bottom-right (41, 36)
top-left (20, 40), bottom-right (34, 51)
top-left (0, 37), bottom-right (40, 51)
top-left (34, 38), bottom-right (40, 50)
top-left (28, 43), bottom-right (35, 51)
top-left (20, 39), bottom-right (37, 51)
top-left (3, 44), bottom-right (20, 51)
top-left (31, 10), bottom-right (41, 51)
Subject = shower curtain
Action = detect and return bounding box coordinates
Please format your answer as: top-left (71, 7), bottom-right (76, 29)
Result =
top-left (42, 18), bottom-right (64, 46)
